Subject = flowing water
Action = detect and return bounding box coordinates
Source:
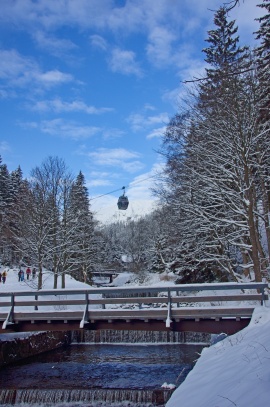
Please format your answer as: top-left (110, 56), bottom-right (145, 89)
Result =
top-left (0, 341), bottom-right (206, 407)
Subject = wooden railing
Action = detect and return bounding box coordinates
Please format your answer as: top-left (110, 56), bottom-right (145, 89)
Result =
top-left (0, 282), bottom-right (268, 334)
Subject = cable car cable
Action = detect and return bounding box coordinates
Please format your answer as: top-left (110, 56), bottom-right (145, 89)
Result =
top-left (89, 173), bottom-right (158, 202)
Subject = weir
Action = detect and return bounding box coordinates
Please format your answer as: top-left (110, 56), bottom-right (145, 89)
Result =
top-left (0, 330), bottom-right (207, 407)
top-left (72, 329), bottom-right (211, 344)
top-left (0, 388), bottom-right (174, 406)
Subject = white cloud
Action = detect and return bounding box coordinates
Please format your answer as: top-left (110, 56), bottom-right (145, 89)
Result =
top-left (102, 128), bottom-right (125, 139)
top-left (41, 119), bottom-right (101, 139)
top-left (144, 104), bottom-right (156, 111)
top-left (126, 162), bottom-right (164, 201)
top-left (127, 112), bottom-right (169, 132)
top-left (87, 147), bottom-right (138, 163)
top-left (109, 48), bottom-right (143, 77)
top-left (0, 141), bottom-right (11, 153)
top-left (86, 178), bottom-right (113, 188)
top-left (122, 160), bottom-right (144, 173)
top-left (146, 125), bottom-right (167, 139)
top-left (31, 98), bottom-right (114, 114)
top-left (21, 118), bottom-right (101, 140)
top-left (86, 171), bottom-right (116, 188)
top-left (90, 35), bottom-right (108, 51)
top-left (0, 49), bottom-right (73, 89)
top-left (83, 147), bottom-right (144, 173)
top-left (146, 26), bottom-right (176, 67)
top-left (34, 70), bottom-right (73, 85)
top-left (34, 30), bottom-right (77, 55)
top-left (0, 49), bottom-right (33, 80)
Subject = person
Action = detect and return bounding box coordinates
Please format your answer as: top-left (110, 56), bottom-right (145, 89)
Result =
top-left (2, 269), bottom-right (7, 284)
top-left (18, 269), bottom-right (25, 282)
top-left (26, 267), bottom-right (31, 280)
top-left (0, 271), bottom-right (2, 283)
top-left (32, 268), bottom-right (37, 279)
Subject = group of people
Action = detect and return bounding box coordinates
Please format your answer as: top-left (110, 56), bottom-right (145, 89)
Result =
top-left (0, 266), bottom-right (38, 285)
top-left (18, 267), bottom-right (37, 282)
top-left (0, 269), bottom-right (8, 284)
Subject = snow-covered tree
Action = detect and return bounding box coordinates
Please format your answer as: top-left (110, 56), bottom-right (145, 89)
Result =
top-left (255, 0), bottom-right (270, 120)
top-left (16, 157), bottom-right (73, 289)
top-left (157, 6), bottom-right (269, 282)
top-left (254, 0), bottom-right (270, 274)
top-left (66, 171), bottom-right (96, 284)
top-left (0, 156), bottom-right (11, 264)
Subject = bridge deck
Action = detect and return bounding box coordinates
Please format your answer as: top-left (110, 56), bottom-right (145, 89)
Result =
top-left (0, 282), bottom-right (268, 334)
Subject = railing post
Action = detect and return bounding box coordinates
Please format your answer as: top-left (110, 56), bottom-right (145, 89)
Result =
top-left (34, 295), bottom-right (38, 311)
top-left (166, 289), bottom-right (172, 328)
top-left (79, 292), bottom-right (89, 329)
top-left (2, 293), bottom-right (15, 329)
top-left (10, 293), bottom-right (15, 322)
top-left (260, 286), bottom-right (266, 305)
top-left (85, 292), bottom-right (89, 315)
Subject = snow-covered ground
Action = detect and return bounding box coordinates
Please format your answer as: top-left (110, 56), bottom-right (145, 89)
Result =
top-left (167, 305), bottom-right (270, 407)
top-left (0, 266), bottom-right (269, 406)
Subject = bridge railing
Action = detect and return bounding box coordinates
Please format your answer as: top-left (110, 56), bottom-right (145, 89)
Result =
top-left (0, 282), bottom-right (268, 331)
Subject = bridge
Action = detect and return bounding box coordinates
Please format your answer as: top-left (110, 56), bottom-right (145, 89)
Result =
top-left (0, 282), bottom-right (268, 335)
top-left (92, 270), bottom-right (119, 284)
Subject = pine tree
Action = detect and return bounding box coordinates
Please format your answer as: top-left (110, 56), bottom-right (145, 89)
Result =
top-left (255, 0), bottom-right (270, 119)
top-left (67, 171), bottom-right (95, 284)
top-left (0, 156), bottom-right (11, 264)
top-left (159, 6), bottom-right (268, 282)
top-left (8, 166), bottom-right (24, 264)
top-left (254, 0), bottom-right (270, 272)
top-left (199, 6), bottom-right (250, 112)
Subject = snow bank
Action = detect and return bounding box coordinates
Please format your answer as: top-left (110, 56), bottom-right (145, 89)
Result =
top-left (166, 305), bottom-right (270, 407)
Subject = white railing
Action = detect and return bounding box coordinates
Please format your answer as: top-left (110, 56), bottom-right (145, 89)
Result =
top-left (0, 282), bottom-right (268, 331)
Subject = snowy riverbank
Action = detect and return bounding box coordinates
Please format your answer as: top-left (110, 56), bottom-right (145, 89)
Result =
top-left (166, 304), bottom-right (270, 407)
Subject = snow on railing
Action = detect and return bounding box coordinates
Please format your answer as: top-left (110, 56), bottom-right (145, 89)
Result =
top-left (0, 282), bottom-right (268, 331)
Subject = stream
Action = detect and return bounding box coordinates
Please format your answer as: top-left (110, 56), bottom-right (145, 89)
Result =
top-left (0, 342), bottom-right (206, 406)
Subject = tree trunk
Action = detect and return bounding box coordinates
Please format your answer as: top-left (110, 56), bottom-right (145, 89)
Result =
top-left (53, 270), bottom-right (58, 289)
top-left (247, 184), bottom-right (262, 282)
top-left (38, 258), bottom-right (43, 290)
top-left (61, 271), bottom-right (65, 289)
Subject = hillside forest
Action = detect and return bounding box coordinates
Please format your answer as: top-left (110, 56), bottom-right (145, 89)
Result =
top-left (0, 3), bottom-right (269, 288)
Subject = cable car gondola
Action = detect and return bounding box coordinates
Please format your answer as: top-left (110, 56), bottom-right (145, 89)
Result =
top-left (117, 186), bottom-right (129, 210)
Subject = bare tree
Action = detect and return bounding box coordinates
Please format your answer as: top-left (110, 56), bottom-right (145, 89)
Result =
top-left (17, 157), bottom-right (73, 289)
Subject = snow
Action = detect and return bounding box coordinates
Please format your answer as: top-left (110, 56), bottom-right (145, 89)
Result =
top-left (166, 305), bottom-right (270, 407)
top-left (0, 266), bottom-right (90, 292)
top-left (1, 266), bottom-right (270, 406)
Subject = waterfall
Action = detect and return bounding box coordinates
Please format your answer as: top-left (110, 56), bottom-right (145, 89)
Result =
top-left (72, 329), bottom-right (210, 344)
top-left (0, 388), bottom-right (174, 406)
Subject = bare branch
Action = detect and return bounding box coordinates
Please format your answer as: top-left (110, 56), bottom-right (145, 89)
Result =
top-left (182, 67), bottom-right (254, 84)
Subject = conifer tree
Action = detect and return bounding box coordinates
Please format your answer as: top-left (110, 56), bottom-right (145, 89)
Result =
top-left (159, 6), bottom-right (268, 282)
top-left (254, 0), bottom-right (270, 272)
top-left (190, 6), bottom-right (266, 281)
top-left (255, 0), bottom-right (270, 119)
top-left (67, 171), bottom-right (95, 284)
top-left (8, 166), bottom-right (24, 263)
top-left (0, 156), bottom-right (11, 264)
top-left (199, 6), bottom-right (250, 112)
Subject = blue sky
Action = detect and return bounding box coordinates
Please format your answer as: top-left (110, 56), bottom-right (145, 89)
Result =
top-left (0, 0), bottom-right (262, 219)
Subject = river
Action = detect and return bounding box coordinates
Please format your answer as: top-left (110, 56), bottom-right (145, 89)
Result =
top-left (0, 342), bottom-right (206, 407)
